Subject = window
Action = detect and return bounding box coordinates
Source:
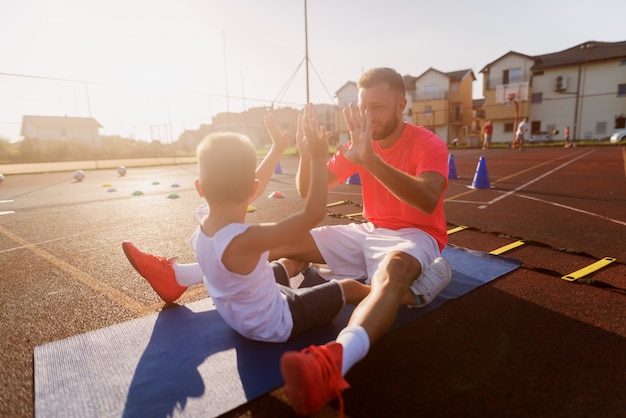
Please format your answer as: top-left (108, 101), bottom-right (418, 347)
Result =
top-left (503, 68), bottom-right (522, 85)
top-left (618, 84), bottom-right (626, 97)
top-left (596, 122), bottom-right (607, 136)
top-left (454, 104), bottom-right (462, 122)
top-left (423, 105), bottom-right (433, 116)
top-left (425, 85), bottom-right (438, 99)
top-left (504, 122), bottom-right (514, 133)
top-left (531, 92), bottom-right (543, 104)
top-left (509, 68), bottom-right (522, 81)
top-left (531, 121), bottom-right (541, 134)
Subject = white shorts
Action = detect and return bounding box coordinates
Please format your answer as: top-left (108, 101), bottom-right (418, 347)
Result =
top-left (310, 222), bottom-right (440, 284)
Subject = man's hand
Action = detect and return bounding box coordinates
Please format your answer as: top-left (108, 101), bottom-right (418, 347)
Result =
top-left (341, 103), bottom-right (374, 168)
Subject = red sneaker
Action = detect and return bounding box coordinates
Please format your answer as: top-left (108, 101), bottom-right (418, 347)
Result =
top-left (280, 342), bottom-right (349, 416)
top-left (122, 241), bottom-right (187, 303)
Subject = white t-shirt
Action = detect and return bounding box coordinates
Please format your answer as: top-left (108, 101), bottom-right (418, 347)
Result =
top-left (189, 223), bottom-right (293, 342)
top-left (516, 120), bottom-right (527, 137)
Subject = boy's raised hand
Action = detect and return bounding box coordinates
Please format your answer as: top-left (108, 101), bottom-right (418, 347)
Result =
top-left (295, 112), bottom-right (307, 159)
top-left (302, 103), bottom-right (330, 161)
top-left (264, 112), bottom-right (290, 152)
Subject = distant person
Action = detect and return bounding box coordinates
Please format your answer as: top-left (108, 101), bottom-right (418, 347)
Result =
top-left (483, 120), bottom-right (493, 150)
top-left (452, 137), bottom-right (459, 148)
top-left (514, 117), bottom-right (528, 151)
top-left (124, 106), bottom-right (371, 343)
top-left (564, 126), bottom-right (571, 148)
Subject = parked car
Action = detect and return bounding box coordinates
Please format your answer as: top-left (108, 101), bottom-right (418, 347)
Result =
top-left (529, 132), bottom-right (553, 143)
top-left (610, 129), bottom-right (626, 143)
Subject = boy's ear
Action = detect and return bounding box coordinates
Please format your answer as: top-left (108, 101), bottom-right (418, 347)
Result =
top-left (249, 179), bottom-right (260, 202)
top-left (195, 178), bottom-right (204, 197)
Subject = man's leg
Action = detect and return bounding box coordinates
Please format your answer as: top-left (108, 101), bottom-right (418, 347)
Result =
top-left (346, 251), bottom-right (419, 343)
top-left (281, 251), bottom-right (451, 415)
top-left (280, 251), bottom-right (420, 416)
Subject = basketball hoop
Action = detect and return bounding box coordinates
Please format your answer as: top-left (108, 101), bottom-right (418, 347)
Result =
top-left (502, 92), bottom-right (517, 107)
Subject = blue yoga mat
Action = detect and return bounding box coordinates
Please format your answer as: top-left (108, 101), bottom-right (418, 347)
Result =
top-left (34, 245), bottom-right (520, 418)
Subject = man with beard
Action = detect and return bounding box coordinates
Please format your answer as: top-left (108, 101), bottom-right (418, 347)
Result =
top-left (122, 67), bottom-right (452, 416)
top-left (278, 67), bottom-right (451, 415)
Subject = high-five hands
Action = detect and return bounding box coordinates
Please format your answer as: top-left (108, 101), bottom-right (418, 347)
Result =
top-left (264, 113), bottom-right (290, 152)
top-left (301, 103), bottom-right (331, 161)
top-left (341, 103), bottom-right (374, 167)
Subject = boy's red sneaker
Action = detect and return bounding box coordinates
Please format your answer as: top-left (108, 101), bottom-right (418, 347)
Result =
top-left (280, 342), bottom-right (349, 416)
top-left (122, 241), bottom-right (187, 303)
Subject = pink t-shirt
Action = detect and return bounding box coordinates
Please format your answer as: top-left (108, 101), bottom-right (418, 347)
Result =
top-left (327, 123), bottom-right (449, 251)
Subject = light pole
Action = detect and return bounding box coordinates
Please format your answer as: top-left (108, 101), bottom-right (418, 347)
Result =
top-left (304, 0), bottom-right (310, 103)
top-left (574, 43), bottom-right (592, 141)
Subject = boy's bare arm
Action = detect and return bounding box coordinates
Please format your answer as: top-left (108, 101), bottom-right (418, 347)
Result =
top-left (230, 105), bottom-right (329, 258)
top-left (251, 113), bottom-right (294, 202)
top-left (299, 103), bottom-right (330, 224)
top-left (295, 131), bottom-right (339, 199)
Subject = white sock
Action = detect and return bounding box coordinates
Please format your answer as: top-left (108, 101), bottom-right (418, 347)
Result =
top-left (336, 325), bottom-right (370, 376)
top-left (172, 262), bottom-right (204, 286)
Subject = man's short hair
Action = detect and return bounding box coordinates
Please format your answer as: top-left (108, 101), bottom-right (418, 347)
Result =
top-left (357, 67), bottom-right (405, 96)
top-left (196, 132), bottom-right (256, 204)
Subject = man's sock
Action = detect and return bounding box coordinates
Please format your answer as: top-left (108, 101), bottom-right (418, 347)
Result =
top-left (172, 262), bottom-right (204, 286)
top-left (336, 325), bottom-right (370, 376)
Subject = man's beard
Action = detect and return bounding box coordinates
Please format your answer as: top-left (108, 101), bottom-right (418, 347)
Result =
top-left (372, 116), bottom-right (400, 141)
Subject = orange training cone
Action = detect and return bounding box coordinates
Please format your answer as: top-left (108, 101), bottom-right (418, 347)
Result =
top-left (467, 156), bottom-right (492, 189)
top-left (448, 154), bottom-right (459, 179)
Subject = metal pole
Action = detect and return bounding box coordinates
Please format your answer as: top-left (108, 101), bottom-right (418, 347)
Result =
top-left (304, 0), bottom-right (310, 103)
top-left (167, 95), bottom-right (175, 164)
top-left (513, 100), bottom-right (519, 147)
top-left (577, 44), bottom-right (590, 142)
top-left (84, 81), bottom-right (99, 169)
top-left (223, 30), bottom-right (230, 113)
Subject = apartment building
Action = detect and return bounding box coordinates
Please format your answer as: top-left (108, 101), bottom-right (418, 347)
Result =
top-left (404, 68), bottom-right (476, 146)
top-left (20, 115), bottom-right (102, 147)
top-left (482, 40), bottom-right (626, 144)
top-left (178, 40), bottom-right (624, 149)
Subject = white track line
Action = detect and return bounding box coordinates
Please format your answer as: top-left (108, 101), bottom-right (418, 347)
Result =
top-left (478, 149), bottom-right (596, 209)
top-left (515, 192), bottom-right (626, 227)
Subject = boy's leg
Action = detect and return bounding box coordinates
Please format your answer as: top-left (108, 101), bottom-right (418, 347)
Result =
top-left (123, 242), bottom-right (312, 300)
top-left (338, 279), bottom-right (371, 305)
top-left (122, 241), bottom-right (191, 303)
top-left (172, 262), bottom-right (204, 286)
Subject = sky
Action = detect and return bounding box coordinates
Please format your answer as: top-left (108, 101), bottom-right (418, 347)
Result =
top-left (1, 0), bottom-right (625, 143)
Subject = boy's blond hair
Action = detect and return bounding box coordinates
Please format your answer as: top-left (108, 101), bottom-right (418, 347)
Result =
top-left (196, 132), bottom-right (256, 204)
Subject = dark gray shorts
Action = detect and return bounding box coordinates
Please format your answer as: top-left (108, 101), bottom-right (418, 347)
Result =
top-left (270, 261), bottom-right (344, 339)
